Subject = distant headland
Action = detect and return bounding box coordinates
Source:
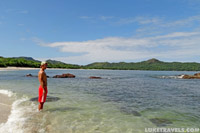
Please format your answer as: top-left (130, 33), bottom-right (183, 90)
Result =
top-left (0, 56), bottom-right (200, 71)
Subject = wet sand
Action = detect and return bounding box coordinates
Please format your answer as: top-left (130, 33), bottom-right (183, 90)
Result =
top-left (0, 94), bottom-right (12, 124)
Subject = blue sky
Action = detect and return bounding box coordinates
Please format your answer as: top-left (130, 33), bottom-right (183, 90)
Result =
top-left (1, 0), bottom-right (200, 65)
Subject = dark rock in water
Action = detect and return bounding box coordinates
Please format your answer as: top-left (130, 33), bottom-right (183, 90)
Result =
top-left (89, 76), bottom-right (102, 79)
top-left (53, 73), bottom-right (75, 78)
top-left (26, 74), bottom-right (33, 77)
top-left (120, 107), bottom-right (141, 116)
top-left (150, 118), bottom-right (173, 127)
top-left (25, 74), bottom-right (49, 78)
top-left (182, 73), bottom-right (200, 79)
top-left (194, 73), bottom-right (200, 76)
top-left (30, 96), bottom-right (60, 102)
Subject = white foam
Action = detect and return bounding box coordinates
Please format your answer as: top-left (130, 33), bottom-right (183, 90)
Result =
top-left (0, 96), bottom-right (37, 133)
top-left (159, 75), bottom-right (184, 79)
top-left (178, 75), bottom-right (185, 79)
top-left (0, 90), bottom-right (13, 97)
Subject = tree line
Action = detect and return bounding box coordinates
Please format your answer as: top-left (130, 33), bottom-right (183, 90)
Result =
top-left (0, 57), bottom-right (80, 69)
top-left (1, 57), bottom-right (200, 71)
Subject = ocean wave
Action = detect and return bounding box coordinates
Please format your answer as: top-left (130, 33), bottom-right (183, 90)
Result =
top-left (0, 94), bottom-right (38, 133)
top-left (0, 90), bottom-right (14, 97)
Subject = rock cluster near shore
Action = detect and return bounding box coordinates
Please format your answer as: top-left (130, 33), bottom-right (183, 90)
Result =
top-left (26, 73), bottom-right (102, 79)
top-left (89, 76), bottom-right (102, 79)
top-left (26, 72), bottom-right (200, 79)
top-left (182, 73), bottom-right (200, 79)
top-left (53, 73), bottom-right (76, 78)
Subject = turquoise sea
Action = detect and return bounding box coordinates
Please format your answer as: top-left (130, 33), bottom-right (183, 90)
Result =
top-left (0, 69), bottom-right (200, 133)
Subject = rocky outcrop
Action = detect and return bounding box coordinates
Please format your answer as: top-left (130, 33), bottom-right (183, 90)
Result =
top-left (26, 74), bottom-right (33, 77)
top-left (53, 73), bottom-right (75, 78)
top-left (89, 76), bottom-right (102, 79)
top-left (182, 73), bottom-right (200, 79)
top-left (194, 73), bottom-right (200, 76)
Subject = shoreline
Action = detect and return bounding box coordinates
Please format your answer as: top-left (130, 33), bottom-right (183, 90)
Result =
top-left (0, 93), bottom-right (12, 124)
top-left (0, 67), bottom-right (39, 71)
top-left (0, 67), bottom-right (198, 72)
top-left (0, 67), bottom-right (80, 71)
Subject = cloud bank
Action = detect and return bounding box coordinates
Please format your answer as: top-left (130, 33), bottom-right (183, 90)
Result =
top-left (38, 31), bottom-right (200, 65)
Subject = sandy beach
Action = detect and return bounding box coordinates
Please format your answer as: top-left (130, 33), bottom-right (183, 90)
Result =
top-left (0, 94), bottom-right (12, 124)
top-left (0, 67), bottom-right (39, 71)
top-left (0, 67), bottom-right (73, 71)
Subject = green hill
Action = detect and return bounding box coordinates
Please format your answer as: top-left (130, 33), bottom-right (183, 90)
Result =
top-left (1, 56), bottom-right (200, 71)
top-left (84, 58), bottom-right (200, 71)
top-left (13, 56), bottom-right (40, 62)
top-left (0, 57), bottom-right (81, 69)
top-left (0, 56), bottom-right (40, 67)
top-left (46, 59), bottom-right (80, 69)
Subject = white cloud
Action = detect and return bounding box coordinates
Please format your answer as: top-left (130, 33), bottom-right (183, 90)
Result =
top-left (115, 15), bottom-right (200, 37)
top-left (35, 14), bottom-right (200, 64)
top-left (117, 17), bottom-right (162, 25)
top-left (149, 32), bottom-right (200, 40)
top-left (80, 15), bottom-right (200, 28)
top-left (160, 15), bottom-right (200, 27)
top-left (37, 31), bottom-right (200, 65)
top-left (133, 15), bottom-right (200, 38)
top-left (125, 15), bottom-right (200, 27)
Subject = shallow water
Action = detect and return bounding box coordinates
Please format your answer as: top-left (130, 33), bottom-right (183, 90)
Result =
top-left (0, 69), bottom-right (199, 133)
